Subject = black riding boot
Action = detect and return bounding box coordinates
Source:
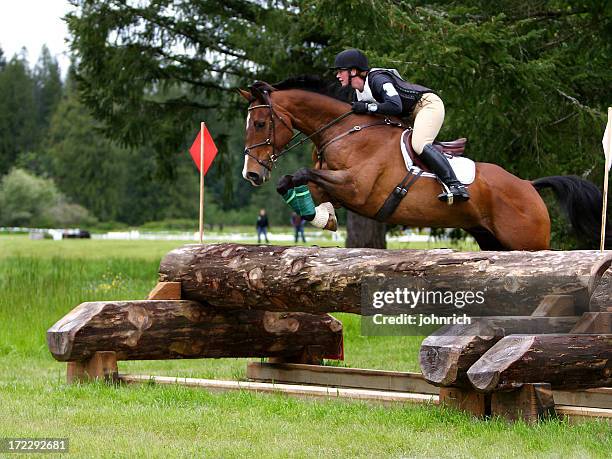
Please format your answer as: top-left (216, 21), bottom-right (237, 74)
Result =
top-left (419, 144), bottom-right (470, 202)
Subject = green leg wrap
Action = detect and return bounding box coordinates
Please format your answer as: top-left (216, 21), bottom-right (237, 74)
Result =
top-left (282, 185), bottom-right (316, 217)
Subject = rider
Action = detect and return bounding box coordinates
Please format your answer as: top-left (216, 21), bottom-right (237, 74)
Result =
top-left (330, 48), bottom-right (469, 202)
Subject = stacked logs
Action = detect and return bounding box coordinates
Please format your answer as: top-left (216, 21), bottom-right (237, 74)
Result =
top-left (417, 252), bottom-right (612, 420)
top-left (157, 243), bottom-right (612, 420)
top-left (47, 243), bottom-right (611, 420)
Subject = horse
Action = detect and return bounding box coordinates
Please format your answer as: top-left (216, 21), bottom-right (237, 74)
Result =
top-left (239, 77), bottom-right (609, 251)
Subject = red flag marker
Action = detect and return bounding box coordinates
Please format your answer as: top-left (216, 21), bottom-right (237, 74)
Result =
top-left (189, 123), bottom-right (218, 244)
top-left (189, 124), bottom-right (218, 175)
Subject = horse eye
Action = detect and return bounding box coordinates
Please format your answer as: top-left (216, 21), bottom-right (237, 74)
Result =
top-left (255, 120), bottom-right (266, 129)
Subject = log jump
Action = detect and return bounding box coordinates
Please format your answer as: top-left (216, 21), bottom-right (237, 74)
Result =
top-left (46, 243), bottom-right (611, 422)
top-left (159, 244), bottom-right (602, 315)
top-left (47, 300), bottom-right (343, 363)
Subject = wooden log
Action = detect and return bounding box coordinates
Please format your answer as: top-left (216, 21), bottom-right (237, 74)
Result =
top-left (554, 387), bottom-right (612, 409)
top-left (555, 405), bottom-right (612, 422)
top-left (570, 312), bottom-right (612, 334)
top-left (588, 253), bottom-right (612, 296)
top-left (119, 374), bottom-right (439, 405)
top-left (158, 244), bottom-right (608, 315)
top-left (246, 362), bottom-right (612, 410)
top-left (531, 295), bottom-right (575, 317)
top-left (590, 269), bottom-right (611, 312)
top-left (246, 362), bottom-right (438, 394)
top-left (147, 281), bottom-right (181, 300)
top-left (47, 300), bottom-right (343, 362)
top-left (467, 334), bottom-right (612, 391)
top-left (118, 374), bottom-right (612, 420)
top-left (490, 383), bottom-right (556, 422)
top-left (419, 316), bottom-right (580, 387)
top-left (589, 253), bottom-right (611, 311)
top-left (119, 374), bottom-right (612, 421)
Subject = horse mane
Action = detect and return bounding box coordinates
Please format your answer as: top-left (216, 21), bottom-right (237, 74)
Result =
top-left (250, 75), bottom-right (353, 103)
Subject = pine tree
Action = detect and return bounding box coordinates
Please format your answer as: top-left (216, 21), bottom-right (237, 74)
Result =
top-left (0, 55), bottom-right (37, 175)
top-left (34, 46), bottom-right (63, 138)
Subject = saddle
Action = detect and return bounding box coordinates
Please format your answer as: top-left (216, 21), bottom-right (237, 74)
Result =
top-left (403, 132), bottom-right (467, 173)
top-left (375, 131), bottom-right (472, 222)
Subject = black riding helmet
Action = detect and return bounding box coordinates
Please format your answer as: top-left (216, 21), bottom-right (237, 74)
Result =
top-left (330, 49), bottom-right (370, 71)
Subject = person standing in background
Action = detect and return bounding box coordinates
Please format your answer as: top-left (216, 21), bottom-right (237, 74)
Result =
top-left (291, 212), bottom-right (306, 243)
top-left (256, 208), bottom-right (270, 244)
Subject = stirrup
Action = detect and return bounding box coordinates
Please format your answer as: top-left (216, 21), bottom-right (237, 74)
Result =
top-left (437, 184), bottom-right (470, 204)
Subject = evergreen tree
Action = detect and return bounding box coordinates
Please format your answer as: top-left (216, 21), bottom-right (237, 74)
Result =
top-left (46, 69), bottom-right (202, 225)
top-left (34, 46), bottom-right (63, 138)
top-left (0, 55), bottom-right (37, 175)
top-left (46, 80), bottom-right (128, 221)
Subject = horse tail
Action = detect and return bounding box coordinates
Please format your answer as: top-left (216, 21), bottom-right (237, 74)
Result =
top-left (532, 175), bottom-right (610, 249)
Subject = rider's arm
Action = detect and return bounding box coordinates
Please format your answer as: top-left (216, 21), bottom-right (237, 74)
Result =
top-left (367, 73), bottom-right (403, 116)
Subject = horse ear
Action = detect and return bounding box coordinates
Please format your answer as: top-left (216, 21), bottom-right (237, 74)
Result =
top-left (237, 88), bottom-right (255, 102)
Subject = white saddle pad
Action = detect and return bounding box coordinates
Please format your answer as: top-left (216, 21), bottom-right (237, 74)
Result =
top-left (400, 130), bottom-right (476, 185)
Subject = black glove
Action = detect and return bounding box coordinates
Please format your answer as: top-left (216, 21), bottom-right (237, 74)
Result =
top-left (351, 101), bottom-right (369, 114)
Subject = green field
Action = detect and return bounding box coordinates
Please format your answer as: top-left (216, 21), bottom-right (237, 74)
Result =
top-left (0, 235), bottom-right (610, 458)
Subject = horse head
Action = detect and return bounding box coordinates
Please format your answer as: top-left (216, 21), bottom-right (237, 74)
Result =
top-left (239, 82), bottom-right (294, 186)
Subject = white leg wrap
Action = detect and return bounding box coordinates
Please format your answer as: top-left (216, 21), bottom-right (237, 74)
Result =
top-left (311, 205), bottom-right (330, 229)
top-left (320, 202), bottom-right (336, 216)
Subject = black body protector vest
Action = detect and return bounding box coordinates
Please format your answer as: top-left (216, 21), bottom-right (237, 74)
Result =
top-left (366, 68), bottom-right (435, 116)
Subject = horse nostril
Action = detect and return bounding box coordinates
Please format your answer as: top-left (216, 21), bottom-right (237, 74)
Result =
top-left (247, 171), bottom-right (260, 182)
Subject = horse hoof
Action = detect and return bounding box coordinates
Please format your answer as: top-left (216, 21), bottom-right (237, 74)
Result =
top-left (320, 202), bottom-right (337, 231)
top-left (324, 214), bottom-right (338, 231)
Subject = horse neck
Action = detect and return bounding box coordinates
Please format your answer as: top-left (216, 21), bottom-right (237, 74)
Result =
top-left (274, 90), bottom-right (350, 141)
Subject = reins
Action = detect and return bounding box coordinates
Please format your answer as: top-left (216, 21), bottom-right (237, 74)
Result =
top-left (244, 91), bottom-right (406, 171)
top-left (273, 110), bottom-right (354, 161)
top-left (316, 117), bottom-right (406, 168)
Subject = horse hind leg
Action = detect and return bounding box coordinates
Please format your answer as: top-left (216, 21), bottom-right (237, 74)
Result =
top-left (466, 227), bottom-right (507, 251)
top-left (467, 215), bottom-right (549, 251)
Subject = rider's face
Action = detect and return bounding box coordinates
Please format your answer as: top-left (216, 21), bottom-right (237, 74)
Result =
top-left (335, 69), bottom-right (350, 86)
top-left (336, 69), bottom-right (365, 91)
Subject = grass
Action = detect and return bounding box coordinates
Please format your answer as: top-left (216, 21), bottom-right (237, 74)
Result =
top-left (0, 234), bottom-right (609, 458)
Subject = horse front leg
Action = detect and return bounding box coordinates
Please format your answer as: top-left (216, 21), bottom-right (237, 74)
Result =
top-left (293, 167), bottom-right (358, 203)
top-left (277, 168), bottom-right (357, 231)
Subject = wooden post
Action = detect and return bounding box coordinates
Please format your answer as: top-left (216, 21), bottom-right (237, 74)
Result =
top-left (147, 282), bottom-right (181, 300)
top-left (439, 387), bottom-right (490, 417)
top-left (199, 121), bottom-right (205, 244)
top-left (269, 345), bottom-right (326, 365)
top-left (490, 383), bottom-right (556, 422)
top-left (67, 351), bottom-right (118, 383)
top-left (600, 107), bottom-right (611, 252)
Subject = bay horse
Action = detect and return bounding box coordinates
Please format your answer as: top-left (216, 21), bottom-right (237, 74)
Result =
top-left (239, 77), bottom-right (609, 250)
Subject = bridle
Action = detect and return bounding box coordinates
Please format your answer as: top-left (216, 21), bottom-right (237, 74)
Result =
top-left (243, 91), bottom-right (294, 172)
top-left (243, 90), bottom-right (353, 172)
